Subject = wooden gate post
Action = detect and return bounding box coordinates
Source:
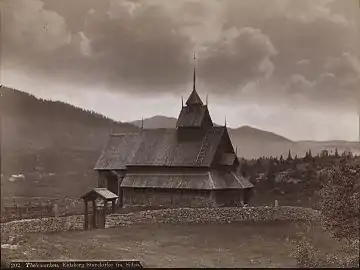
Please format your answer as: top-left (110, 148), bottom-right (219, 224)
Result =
top-left (111, 200), bottom-right (115, 213)
top-left (84, 201), bottom-right (88, 230)
top-left (92, 200), bottom-right (96, 229)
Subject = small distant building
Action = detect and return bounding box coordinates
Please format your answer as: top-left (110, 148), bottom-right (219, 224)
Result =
top-left (320, 150), bottom-right (329, 157)
top-left (94, 68), bottom-right (254, 209)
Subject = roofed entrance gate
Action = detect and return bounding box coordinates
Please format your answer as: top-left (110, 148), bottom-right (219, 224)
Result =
top-left (81, 188), bottom-right (118, 230)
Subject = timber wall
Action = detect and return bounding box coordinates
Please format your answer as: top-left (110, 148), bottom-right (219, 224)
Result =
top-left (122, 188), bottom-right (216, 208)
top-left (214, 190), bottom-right (243, 206)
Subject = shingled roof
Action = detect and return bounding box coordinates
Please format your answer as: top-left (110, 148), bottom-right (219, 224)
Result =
top-left (186, 89), bottom-right (203, 106)
top-left (176, 105), bottom-right (209, 127)
top-left (121, 170), bottom-right (253, 190)
top-left (81, 188), bottom-right (118, 201)
top-left (94, 127), bottom-right (226, 170)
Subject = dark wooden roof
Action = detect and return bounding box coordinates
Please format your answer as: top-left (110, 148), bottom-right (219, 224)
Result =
top-left (176, 105), bottom-right (212, 127)
top-left (121, 170), bottom-right (253, 190)
top-left (81, 188), bottom-right (118, 201)
top-left (94, 127), bottom-right (226, 170)
top-left (177, 88), bottom-right (213, 128)
top-left (220, 153), bottom-right (237, 165)
top-left (95, 133), bottom-right (140, 170)
top-left (186, 89), bottom-right (203, 106)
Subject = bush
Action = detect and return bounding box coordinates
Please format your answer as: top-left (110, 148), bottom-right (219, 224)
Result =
top-left (293, 236), bottom-right (359, 268)
top-left (292, 162), bottom-right (360, 268)
top-left (292, 236), bottom-right (322, 268)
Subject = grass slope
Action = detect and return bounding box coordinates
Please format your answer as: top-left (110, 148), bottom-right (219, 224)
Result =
top-left (1, 221), bottom-right (346, 268)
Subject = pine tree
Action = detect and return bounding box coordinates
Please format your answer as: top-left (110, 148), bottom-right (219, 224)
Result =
top-left (335, 148), bottom-right (339, 158)
top-left (287, 149), bottom-right (293, 161)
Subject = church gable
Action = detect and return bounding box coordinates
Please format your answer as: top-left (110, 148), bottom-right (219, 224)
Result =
top-left (210, 128), bottom-right (238, 168)
top-left (186, 89), bottom-right (203, 106)
top-left (176, 106), bottom-right (206, 128)
top-left (176, 105), bottom-right (213, 128)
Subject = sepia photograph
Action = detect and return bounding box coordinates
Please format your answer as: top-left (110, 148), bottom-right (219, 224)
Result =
top-left (0, 0), bottom-right (359, 268)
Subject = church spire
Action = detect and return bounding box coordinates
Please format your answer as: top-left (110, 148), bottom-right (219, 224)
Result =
top-left (186, 52), bottom-right (203, 106)
top-left (176, 52), bottom-right (213, 129)
top-left (193, 52), bottom-right (196, 91)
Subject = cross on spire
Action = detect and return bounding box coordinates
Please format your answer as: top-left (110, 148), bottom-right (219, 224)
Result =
top-left (185, 51), bottom-right (203, 106)
top-left (193, 52), bottom-right (196, 91)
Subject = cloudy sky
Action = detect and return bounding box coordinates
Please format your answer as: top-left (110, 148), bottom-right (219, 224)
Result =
top-left (1, 0), bottom-right (360, 141)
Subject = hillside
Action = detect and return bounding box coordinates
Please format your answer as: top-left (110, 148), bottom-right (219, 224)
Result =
top-left (131, 115), bottom-right (177, 129)
top-left (230, 125), bottom-right (292, 143)
top-left (0, 86), bottom-right (138, 200)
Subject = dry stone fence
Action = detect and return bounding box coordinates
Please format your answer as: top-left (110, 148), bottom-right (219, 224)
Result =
top-left (1, 206), bottom-right (320, 235)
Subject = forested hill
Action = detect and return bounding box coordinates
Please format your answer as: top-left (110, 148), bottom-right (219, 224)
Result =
top-left (0, 86), bottom-right (138, 150)
top-left (0, 86), bottom-right (138, 199)
top-left (0, 86), bottom-right (136, 129)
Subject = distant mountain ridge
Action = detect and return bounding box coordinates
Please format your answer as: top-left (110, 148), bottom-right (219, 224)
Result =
top-left (229, 125), bottom-right (292, 143)
top-left (130, 115), bottom-right (292, 142)
top-left (130, 115), bottom-right (359, 159)
top-left (131, 115), bottom-right (177, 129)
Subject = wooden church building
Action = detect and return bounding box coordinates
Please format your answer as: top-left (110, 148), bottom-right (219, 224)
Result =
top-left (94, 69), bottom-right (254, 208)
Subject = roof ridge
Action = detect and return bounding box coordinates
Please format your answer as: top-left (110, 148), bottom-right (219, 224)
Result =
top-left (110, 132), bottom-right (140, 136)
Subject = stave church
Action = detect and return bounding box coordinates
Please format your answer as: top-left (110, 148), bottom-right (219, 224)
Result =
top-left (94, 67), bottom-right (254, 208)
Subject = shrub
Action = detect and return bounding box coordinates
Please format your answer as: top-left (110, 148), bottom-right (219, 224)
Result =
top-left (293, 237), bottom-right (359, 268)
top-left (317, 162), bottom-right (360, 242)
top-left (293, 161), bottom-right (360, 268)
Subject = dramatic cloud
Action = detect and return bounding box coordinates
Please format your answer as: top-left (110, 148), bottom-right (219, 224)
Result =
top-left (198, 27), bottom-right (277, 91)
top-left (2, 0), bottom-right (359, 112)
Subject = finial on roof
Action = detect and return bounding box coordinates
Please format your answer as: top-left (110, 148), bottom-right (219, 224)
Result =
top-left (225, 115), bottom-right (227, 127)
top-left (185, 52), bottom-right (204, 106)
top-left (181, 96), bottom-right (184, 108)
top-left (206, 94), bottom-right (208, 106)
top-left (193, 52), bottom-right (196, 91)
top-left (141, 117), bottom-right (144, 129)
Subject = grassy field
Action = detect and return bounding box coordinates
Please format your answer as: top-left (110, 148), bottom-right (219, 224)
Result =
top-left (1, 220), bottom-right (347, 268)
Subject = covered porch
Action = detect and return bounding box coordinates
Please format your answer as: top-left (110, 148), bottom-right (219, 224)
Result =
top-left (81, 188), bottom-right (118, 230)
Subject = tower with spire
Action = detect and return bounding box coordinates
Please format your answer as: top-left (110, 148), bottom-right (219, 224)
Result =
top-left (176, 52), bottom-right (213, 137)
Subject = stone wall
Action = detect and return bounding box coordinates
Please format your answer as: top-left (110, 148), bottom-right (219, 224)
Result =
top-left (1, 215), bottom-right (84, 235)
top-left (1, 206), bottom-right (320, 235)
top-left (105, 206), bottom-right (320, 228)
